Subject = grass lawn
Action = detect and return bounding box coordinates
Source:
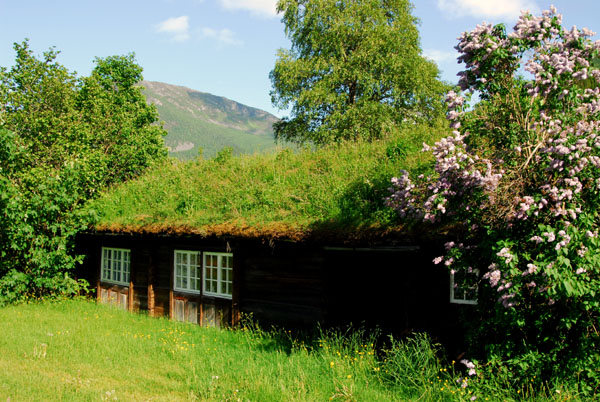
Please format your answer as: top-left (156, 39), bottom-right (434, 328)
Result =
top-left (0, 299), bottom-right (585, 401)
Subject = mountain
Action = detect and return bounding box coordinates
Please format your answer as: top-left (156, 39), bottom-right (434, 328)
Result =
top-left (141, 81), bottom-right (280, 159)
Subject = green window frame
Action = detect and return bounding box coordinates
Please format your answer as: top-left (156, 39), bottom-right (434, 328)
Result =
top-left (101, 247), bottom-right (131, 286)
top-left (203, 252), bottom-right (233, 299)
top-left (174, 250), bottom-right (202, 293)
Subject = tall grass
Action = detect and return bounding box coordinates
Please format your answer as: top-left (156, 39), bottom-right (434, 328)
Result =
top-left (89, 123), bottom-right (447, 237)
top-left (0, 300), bottom-right (586, 401)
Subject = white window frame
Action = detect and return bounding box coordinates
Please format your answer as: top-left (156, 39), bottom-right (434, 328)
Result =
top-left (101, 247), bottom-right (131, 286)
top-left (450, 267), bottom-right (478, 305)
top-left (203, 252), bottom-right (233, 299)
top-left (173, 250), bottom-right (202, 294)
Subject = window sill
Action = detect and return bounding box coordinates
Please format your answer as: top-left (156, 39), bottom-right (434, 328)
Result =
top-left (100, 280), bottom-right (130, 287)
top-left (203, 292), bottom-right (232, 300)
top-left (450, 299), bottom-right (478, 305)
top-left (173, 288), bottom-right (201, 295)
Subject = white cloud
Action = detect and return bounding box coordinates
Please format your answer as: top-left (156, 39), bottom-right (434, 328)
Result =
top-left (219, 0), bottom-right (278, 18)
top-left (155, 16), bottom-right (191, 42)
top-left (423, 49), bottom-right (456, 64)
top-left (200, 27), bottom-right (243, 46)
top-left (437, 0), bottom-right (539, 20)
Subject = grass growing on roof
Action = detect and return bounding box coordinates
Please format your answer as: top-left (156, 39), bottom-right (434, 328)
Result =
top-left (90, 123), bottom-right (447, 238)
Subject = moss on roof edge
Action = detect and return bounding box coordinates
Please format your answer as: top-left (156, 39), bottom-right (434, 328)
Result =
top-left (92, 219), bottom-right (455, 246)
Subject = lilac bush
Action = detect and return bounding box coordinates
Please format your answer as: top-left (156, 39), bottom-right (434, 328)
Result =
top-left (387, 7), bottom-right (600, 393)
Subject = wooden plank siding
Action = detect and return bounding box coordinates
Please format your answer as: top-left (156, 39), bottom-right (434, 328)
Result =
top-left (75, 232), bottom-right (467, 348)
top-left (323, 246), bottom-right (451, 333)
top-left (77, 233), bottom-right (240, 327)
top-left (239, 241), bottom-right (325, 327)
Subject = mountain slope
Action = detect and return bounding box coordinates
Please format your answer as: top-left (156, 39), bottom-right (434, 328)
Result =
top-left (141, 81), bottom-right (280, 159)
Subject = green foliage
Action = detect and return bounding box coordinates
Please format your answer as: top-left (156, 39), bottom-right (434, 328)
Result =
top-left (213, 146), bottom-right (233, 164)
top-left (0, 40), bottom-right (167, 304)
top-left (76, 55), bottom-right (167, 185)
top-left (90, 123), bottom-right (446, 236)
top-left (387, 8), bottom-right (600, 396)
top-left (270, 0), bottom-right (449, 145)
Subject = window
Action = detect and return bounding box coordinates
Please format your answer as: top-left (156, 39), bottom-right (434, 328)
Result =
top-left (203, 252), bottom-right (233, 299)
top-left (101, 247), bottom-right (131, 286)
top-left (174, 250), bottom-right (202, 293)
top-left (450, 267), bottom-right (478, 305)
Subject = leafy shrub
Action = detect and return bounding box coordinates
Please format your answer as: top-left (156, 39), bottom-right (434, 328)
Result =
top-left (213, 146), bottom-right (233, 164)
top-left (387, 7), bottom-right (600, 395)
top-left (0, 41), bottom-right (167, 303)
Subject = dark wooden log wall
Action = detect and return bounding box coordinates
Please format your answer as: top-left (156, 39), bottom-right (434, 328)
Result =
top-left (75, 233), bottom-right (466, 346)
top-left (239, 240), bottom-right (325, 327)
top-left (76, 233), bottom-right (238, 326)
top-left (321, 244), bottom-right (461, 344)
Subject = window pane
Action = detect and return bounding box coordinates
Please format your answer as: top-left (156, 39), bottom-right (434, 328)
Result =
top-left (102, 258), bottom-right (108, 280)
top-left (112, 260), bottom-right (119, 282)
top-left (123, 256), bottom-right (130, 281)
top-left (182, 265), bottom-right (188, 281)
top-left (103, 250), bottom-right (110, 280)
top-left (101, 249), bottom-right (132, 284)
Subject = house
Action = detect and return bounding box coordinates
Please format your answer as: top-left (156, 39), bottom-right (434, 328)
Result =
top-left (76, 230), bottom-right (474, 345)
top-left (76, 139), bottom-right (476, 347)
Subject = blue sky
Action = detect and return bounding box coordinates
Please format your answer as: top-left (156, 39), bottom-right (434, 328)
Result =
top-left (1, 1), bottom-right (599, 117)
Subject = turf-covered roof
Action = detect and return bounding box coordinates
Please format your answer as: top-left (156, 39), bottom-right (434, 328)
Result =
top-left (88, 125), bottom-right (447, 243)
